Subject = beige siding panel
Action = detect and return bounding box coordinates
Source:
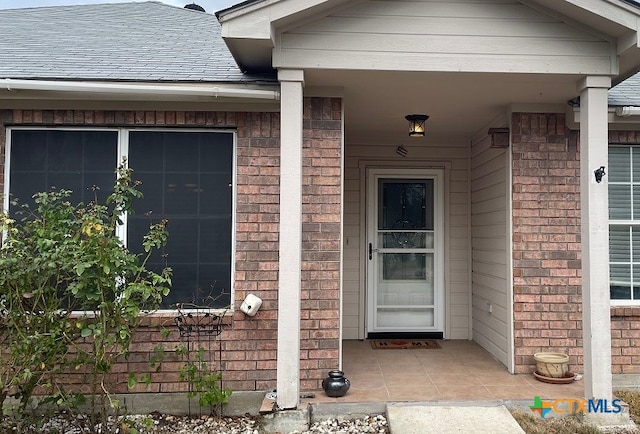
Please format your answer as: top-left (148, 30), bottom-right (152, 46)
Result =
top-left (281, 34), bottom-right (610, 57)
top-left (471, 133), bottom-right (509, 367)
top-left (301, 17), bottom-right (603, 40)
top-left (341, 142), bottom-right (470, 339)
top-left (471, 236), bottom-right (507, 252)
top-left (276, 50), bottom-right (612, 74)
top-left (343, 159), bottom-right (361, 339)
top-left (275, 0), bottom-right (614, 74)
top-left (345, 1), bottom-right (558, 20)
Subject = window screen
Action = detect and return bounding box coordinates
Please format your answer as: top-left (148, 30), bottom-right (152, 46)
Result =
top-left (7, 128), bottom-right (234, 309)
top-left (9, 130), bottom-right (117, 211)
top-left (128, 131), bottom-right (233, 308)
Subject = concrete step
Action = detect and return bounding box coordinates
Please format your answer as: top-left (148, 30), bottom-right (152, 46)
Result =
top-left (386, 402), bottom-right (526, 434)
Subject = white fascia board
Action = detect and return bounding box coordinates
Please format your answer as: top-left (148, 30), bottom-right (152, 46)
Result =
top-left (0, 79), bottom-right (280, 101)
top-left (219, 0), bottom-right (353, 38)
top-left (533, 0), bottom-right (640, 30)
top-left (220, 13), bottom-right (272, 39)
top-left (568, 105), bottom-right (640, 128)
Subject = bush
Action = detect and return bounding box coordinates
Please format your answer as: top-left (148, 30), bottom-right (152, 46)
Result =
top-left (0, 162), bottom-right (171, 429)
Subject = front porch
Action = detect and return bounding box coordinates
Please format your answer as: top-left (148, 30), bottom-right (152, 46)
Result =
top-left (305, 340), bottom-right (583, 403)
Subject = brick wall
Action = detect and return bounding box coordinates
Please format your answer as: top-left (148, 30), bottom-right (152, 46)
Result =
top-left (0, 100), bottom-right (342, 393)
top-left (511, 112), bottom-right (583, 374)
top-left (611, 307), bottom-right (640, 374)
top-left (300, 98), bottom-right (343, 390)
top-left (512, 116), bottom-right (640, 376)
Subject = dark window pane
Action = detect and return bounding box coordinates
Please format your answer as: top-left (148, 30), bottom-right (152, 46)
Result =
top-left (164, 219), bottom-right (199, 262)
top-left (200, 174), bottom-right (232, 215)
top-left (9, 129), bottom-right (117, 211)
top-left (10, 130), bottom-right (47, 171)
top-left (48, 173), bottom-right (83, 203)
top-left (164, 133), bottom-right (199, 172)
top-left (84, 132), bottom-right (117, 171)
top-left (48, 132), bottom-right (83, 171)
top-left (200, 218), bottom-right (232, 262)
top-left (128, 132), bottom-right (164, 171)
top-left (134, 173), bottom-right (164, 216)
top-left (198, 263), bottom-right (232, 308)
top-left (378, 179), bottom-right (433, 231)
top-left (378, 179), bottom-right (433, 230)
top-left (164, 174), bottom-right (199, 215)
top-left (83, 172), bottom-right (118, 204)
top-left (611, 285), bottom-right (631, 300)
top-left (9, 172), bottom-right (46, 209)
top-left (128, 131), bottom-right (234, 308)
top-left (200, 133), bottom-right (233, 172)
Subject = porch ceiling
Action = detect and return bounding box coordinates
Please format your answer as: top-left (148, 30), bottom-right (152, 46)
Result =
top-left (304, 69), bottom-right (580, 145)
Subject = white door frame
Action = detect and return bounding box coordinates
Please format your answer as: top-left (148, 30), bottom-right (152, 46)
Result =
top-left (366, 167), bottom-right (445, 334)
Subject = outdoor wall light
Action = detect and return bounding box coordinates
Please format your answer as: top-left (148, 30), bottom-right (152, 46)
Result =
top-left (405, 114), bottom-right (429, 137)
top-left (594, 166), bottom-right (606, 183)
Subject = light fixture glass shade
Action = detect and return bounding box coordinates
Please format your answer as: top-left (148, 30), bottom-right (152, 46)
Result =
top-left (405, 114), bottom-right (429, 137)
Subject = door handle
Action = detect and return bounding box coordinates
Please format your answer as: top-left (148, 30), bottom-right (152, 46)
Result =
top-left (369, 243), bottom-right (372, 260)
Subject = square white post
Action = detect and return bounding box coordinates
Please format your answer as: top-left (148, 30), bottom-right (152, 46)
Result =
top-left (578, 75), bottom-right (612, 400)
top-left (277, 69), bottom-right (304, 410)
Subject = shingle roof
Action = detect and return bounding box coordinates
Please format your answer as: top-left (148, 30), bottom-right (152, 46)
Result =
top-left (609, 73), bottom-right (640, 106)
top-left (0, 1), bottom-right (276, 83)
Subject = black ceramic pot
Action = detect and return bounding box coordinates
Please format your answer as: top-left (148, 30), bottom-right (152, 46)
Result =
top-left (322, 370), bottom-right (350, 397)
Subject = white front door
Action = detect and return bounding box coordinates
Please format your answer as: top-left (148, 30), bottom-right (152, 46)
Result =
top-left (366, 168), bottom-right (444, 334)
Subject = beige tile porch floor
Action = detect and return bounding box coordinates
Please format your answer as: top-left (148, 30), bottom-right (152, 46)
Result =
top-left (305, 340), bottom-right (584, 404)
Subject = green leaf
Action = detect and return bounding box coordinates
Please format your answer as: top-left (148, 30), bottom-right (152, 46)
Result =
top-left (127, 372), bottom-right (137, 389)
top-left (80, 328), bottom-right (92, 338)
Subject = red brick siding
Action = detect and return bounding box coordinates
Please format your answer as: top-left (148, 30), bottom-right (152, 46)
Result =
top-left (0, 101), bottom-right (342, 393)
top-left (512, 115), bottom-right (640, 375)
top-left (611, 307), bottom-right (640, 374)
top-left (511, 113), bottom-right (583, 374)
top-left (300, 98), bottom-right (343, 390)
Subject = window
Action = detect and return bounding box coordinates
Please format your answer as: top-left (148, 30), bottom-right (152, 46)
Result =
top-left (609, 145), bottom-right (640, 303)
top-left (6, 128), bottom-right (234, 309)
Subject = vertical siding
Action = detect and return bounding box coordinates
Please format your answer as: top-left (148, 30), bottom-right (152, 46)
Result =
top-left (470, 133), bottom-right (509, 366)
top-left (342, 142), bottom-right (470, 339)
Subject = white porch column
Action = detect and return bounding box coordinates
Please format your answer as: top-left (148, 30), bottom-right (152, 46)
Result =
top-left (276, 69), bottom-right (304, 410)
top-left (578, 75), bottom-right (612, 400)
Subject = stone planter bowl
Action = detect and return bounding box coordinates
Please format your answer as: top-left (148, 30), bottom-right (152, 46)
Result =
top-left (533, 352), bottom-right (569, 378)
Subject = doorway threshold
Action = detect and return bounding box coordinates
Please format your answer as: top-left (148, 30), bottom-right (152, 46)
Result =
top-left (367, 332), bottom-right (443, 340)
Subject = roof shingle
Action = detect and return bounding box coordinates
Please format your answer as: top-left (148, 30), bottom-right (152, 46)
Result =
top-left (0, 1), bottom-right (275, 83)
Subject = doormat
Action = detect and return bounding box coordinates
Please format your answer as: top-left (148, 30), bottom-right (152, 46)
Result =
top-left (369, 339), bottom-right (441, 350)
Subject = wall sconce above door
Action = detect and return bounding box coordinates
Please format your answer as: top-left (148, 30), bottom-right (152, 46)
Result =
top-left (405, 114), bottom-right (429, 137)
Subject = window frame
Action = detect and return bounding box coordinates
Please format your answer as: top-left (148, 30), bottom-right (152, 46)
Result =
top-left (3, 126), bottom-right (237, 312)
top-left (609, 143), bottom-right (640, 306)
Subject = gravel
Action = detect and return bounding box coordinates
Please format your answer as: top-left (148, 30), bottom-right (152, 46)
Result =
top-left (1, 412), bottom-right (390, 434)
